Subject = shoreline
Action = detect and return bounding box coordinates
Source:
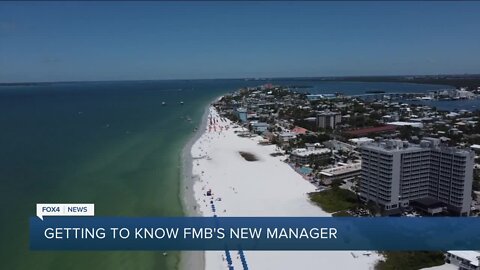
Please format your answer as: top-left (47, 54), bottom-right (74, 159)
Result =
top-left (180, 92), bottom-right (461, 270)
top-left (188, 105), bottom-right (382, 269)
top-left (179, 96), bottom-right (223, 270)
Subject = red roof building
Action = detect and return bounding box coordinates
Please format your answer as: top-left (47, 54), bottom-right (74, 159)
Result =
top-left (345, 125), bottom-right (397, 137)
top-left (291, 126), bottom-right (310, 135)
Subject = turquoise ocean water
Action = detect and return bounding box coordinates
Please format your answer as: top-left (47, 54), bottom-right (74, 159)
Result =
top-left (0, 79), bottom-right (460, 270)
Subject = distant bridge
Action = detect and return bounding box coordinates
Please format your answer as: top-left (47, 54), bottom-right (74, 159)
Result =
top-left (347, 92), bottom-right (428, 100)
top-left (348, 92), bottom-right (425, 97)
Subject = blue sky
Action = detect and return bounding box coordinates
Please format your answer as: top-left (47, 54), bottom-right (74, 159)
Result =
top-left (1, 1), bottom-right (479, 83)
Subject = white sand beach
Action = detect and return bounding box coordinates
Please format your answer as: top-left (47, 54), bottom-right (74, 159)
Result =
top-left (189, 106), bottom-right (383, 270)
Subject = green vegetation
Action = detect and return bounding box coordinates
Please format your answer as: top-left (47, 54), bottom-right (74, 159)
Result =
top-left (225, 111), bottom-right (240, 122)
top-left (308, 187), bottom-right (358, 213)
top-left (332, 210), bottom-right (352, 217)
top-left (292, 118), bottom-right (318, 132)
top-left (398, 126), bottom-right (421, 140)
top-left (280, 107), bottom-right (314, 120)
top-left (375, 252), bottom-right (445, 270)
top-left (375, 251), bottom-right (445, 270)
top-left (366, 201), bottom-right (383, 216)
top-left (299, 133), bottom-right (331, 144)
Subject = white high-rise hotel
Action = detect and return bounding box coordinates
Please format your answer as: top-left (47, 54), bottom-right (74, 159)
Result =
top-left (359, 138), bottom-right (474, 216)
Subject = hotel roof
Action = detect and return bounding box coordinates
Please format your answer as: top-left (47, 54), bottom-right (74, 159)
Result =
top-left (361, 138), bottom-right (474, 156)
top-left (349, 137), bottom-right (374, 144)
top-left (320, 162), bottom-right (362, 177)
top-left (448, 251), bottom-right (480, 267)
top-left (291, 148), bottom-right (330, 157)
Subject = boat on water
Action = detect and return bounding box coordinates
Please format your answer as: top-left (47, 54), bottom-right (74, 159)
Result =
top-left (161, 101), bottom-right (166, 105)
top-left (180, 101), bottom-right (184, 105)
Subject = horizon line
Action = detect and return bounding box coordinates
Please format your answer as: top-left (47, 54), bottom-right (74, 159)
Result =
top-left (2, 72), bottom-right (480, 85)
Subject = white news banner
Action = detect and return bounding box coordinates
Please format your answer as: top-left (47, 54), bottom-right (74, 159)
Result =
top-left (36, 203), bottom-right (95, 220)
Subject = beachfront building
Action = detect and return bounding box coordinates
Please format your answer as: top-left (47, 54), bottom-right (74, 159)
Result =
top-left (236, 107), bottom-right (247, 122)
top-left (323, 139), bottom-right (356, 152)
top-left (445, 251), bottom-right (480, 270)
top-left (290, 146), bottom-right (331, 165)
top-left (320, 162), bottom-right (362, 183)
top-left (316, 111), bottom-right (342, 129)
top-left (278, 131), bottom-right (297, 143)
top-left (359, 138), bottom-right (474, 216)
top-left (251, 122), bottom-right (269, 134)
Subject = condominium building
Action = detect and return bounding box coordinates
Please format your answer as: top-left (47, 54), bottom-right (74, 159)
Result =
top-left (290, 147), bottom-right (331, 165)
top-left (359, 138), bottom-right (474, 216)
top-left (316, 111), bottom-right (342, 129)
